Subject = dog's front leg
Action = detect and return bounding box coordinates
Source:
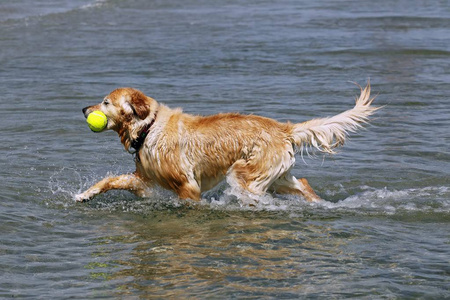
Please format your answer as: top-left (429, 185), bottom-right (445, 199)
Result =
top-left (74, 173), bottom-right (151, 202)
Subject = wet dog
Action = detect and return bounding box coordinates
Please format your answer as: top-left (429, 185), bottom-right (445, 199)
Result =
top-left (75, 82), bottom-right (378, 203)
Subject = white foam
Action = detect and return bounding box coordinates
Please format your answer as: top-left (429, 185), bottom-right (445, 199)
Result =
top-left (80, 0), bottom-right (108, 10)
top-left (305, 186), bottom-right (450, 214)
top-left (202, 185), bottom-right (450, 214)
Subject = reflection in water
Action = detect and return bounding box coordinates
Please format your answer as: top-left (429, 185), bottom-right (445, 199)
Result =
top-left (68, 184), bottom-right (450, 297)
top-left (86, 208), bottom-right (365, 298)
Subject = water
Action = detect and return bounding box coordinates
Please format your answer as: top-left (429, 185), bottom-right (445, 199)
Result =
top-left (1, 0), bottom-right (449, 298)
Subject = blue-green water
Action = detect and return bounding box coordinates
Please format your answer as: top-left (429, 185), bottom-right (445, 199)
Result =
top-left (1, 0), bottom-right (449, 298)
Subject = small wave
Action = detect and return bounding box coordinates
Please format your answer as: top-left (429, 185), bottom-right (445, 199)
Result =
top-left (0, 0), bottom-right (108, 24)
top-left (80, 0), bottom-right (109, 10)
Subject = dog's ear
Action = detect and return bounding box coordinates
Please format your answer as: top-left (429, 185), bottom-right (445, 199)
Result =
top-left (123, 91), bottom-right (150, 120)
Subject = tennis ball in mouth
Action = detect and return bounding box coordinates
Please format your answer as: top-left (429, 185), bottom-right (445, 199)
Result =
top-left (86, 110), bottom-right (107, 132)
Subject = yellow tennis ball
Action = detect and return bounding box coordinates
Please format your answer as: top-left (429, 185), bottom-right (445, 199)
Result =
top-left (86, 111), bottom-right (107, 132)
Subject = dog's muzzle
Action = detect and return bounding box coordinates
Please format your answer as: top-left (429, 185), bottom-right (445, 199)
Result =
top-left (82, 107), bottom-right (91, 118)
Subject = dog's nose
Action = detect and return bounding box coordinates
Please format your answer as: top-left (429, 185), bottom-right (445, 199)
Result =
top-left (82, 107), bottom-right (89, 115)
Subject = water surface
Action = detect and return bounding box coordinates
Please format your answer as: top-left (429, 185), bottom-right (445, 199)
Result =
top-left (0, 0), bottom-right (449, 298)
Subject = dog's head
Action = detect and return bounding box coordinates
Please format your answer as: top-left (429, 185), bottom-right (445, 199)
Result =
top-left (82, 88), bottom-right (158, 150)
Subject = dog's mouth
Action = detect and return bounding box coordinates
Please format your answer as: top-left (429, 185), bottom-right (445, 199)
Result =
top-left (82, 106), bottom-right (91, 118)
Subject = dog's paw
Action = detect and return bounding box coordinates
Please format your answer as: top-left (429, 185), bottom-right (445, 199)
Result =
top-left (74, 192), bottom-right (91, 203)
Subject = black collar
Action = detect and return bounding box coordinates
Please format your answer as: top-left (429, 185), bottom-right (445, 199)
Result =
top-left (130, 113), bottom-right (157, 161)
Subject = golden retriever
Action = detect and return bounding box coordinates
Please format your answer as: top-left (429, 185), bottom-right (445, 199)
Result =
top-left (75, 82), bottom-right (378, 203)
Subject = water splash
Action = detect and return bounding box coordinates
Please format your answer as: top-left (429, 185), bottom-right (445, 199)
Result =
top-left (203, 184), bottom-right (450, 215)
top-left (48, 167), bottom-right (449, 215)
top-left (49, 167), bottom-right (85, 199)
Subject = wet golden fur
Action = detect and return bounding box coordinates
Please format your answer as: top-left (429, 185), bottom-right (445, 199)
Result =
top-left (75, 83), bottom-right (378, 203)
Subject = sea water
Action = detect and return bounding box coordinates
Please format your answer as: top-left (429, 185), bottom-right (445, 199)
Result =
top-left (0, 0), bottom-right (449, 298)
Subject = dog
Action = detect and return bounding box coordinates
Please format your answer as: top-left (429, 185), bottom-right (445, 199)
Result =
top-left (75, 82), bottom-right (378, 203)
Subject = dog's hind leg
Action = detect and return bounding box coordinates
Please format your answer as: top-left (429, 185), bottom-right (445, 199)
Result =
top-left (270, 175), bottom-right (321, 202)
top-left (174, 180), bottom-right (201, 201)
top-left (226, 159), bottom-right (266, 195)
top-left (74, 173), bottom-right (151, 202)
top-left (226, 145), bottom-right (297, 201)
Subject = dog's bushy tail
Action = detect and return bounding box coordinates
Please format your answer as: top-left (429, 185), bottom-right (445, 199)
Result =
top-left (292, 81), bottom-right (380, 155)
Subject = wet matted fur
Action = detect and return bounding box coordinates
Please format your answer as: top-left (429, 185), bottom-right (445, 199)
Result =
top-left (75, 82), bottom-right (379, 203)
